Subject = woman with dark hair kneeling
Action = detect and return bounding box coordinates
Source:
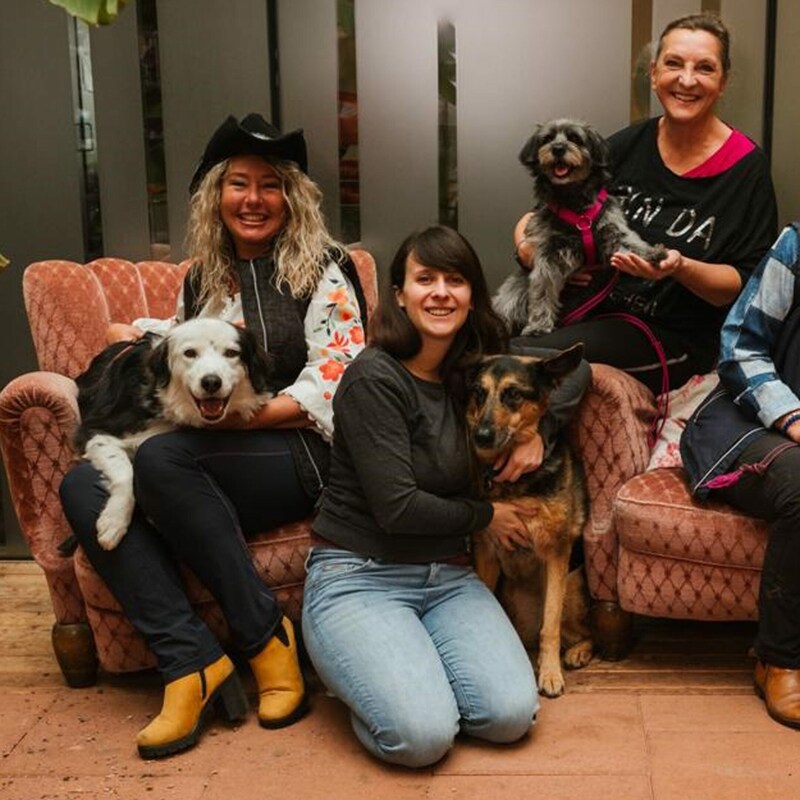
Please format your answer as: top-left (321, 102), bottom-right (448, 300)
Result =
top-left (302, 225), bottom-right (589, 767)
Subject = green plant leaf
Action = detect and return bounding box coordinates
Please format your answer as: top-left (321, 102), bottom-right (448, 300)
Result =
top-left (0, 253), bottom-right (9, 270)
top-left (48, 0), bottom-right (128, 26)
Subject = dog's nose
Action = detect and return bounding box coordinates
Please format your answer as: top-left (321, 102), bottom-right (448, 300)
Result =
top-left (551, 142), bottom-right (567, 157)
top-left (473, 425), bottom-right (495, 449)
top-left (201, 374), bottom-right (222, 394)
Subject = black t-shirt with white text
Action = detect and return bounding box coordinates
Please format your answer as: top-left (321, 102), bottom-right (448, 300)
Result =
top-left (604, 117), bottom-right (777, 344)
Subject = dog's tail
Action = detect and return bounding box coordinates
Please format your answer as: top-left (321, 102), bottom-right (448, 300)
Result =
top-left (492, 272), bottom-right (530, 333)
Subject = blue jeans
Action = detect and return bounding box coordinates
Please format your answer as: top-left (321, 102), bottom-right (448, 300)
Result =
top-left (302, 548), bottom-right (539, 768)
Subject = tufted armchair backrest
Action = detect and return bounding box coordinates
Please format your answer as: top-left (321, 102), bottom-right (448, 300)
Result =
top-left (22, 259), bottom-right (189, 379)
top-left (23, 250), bottom-right (378, 381)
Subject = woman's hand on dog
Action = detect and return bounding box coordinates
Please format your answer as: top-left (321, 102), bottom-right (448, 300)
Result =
top-left (106, 323), bottom-right (144, 344)
top-left (485, 501), bottom-right (534, 552)
top-left (610, 248), bottom-right (683, 280)
top-left (492, 433), bottom-right (544, 483)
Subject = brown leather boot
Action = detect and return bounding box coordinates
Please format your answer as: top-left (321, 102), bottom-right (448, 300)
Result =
top-left (137, 654), bottom-right (248, 759)
top-left (249, 616), bottom-right (308, 728)
top-left (753, 660), bottom-right (800, 729)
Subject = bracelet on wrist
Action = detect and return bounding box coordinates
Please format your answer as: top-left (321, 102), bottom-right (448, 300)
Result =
top-left (778, 412), bottom-right (800, 435)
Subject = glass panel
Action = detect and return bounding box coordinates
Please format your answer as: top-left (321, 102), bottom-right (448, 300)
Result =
top-left (630, 0), bottom-right (653, 122)
top-left (69, 18), bottom-right (104, 259)
top-left (137, 0), bottom-right (169, 253)
top-left (337, 0), bottom-right (360, 243)
top-left (438, 19), bottom-right (457, 228)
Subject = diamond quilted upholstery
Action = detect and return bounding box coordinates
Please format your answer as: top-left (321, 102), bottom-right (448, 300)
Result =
top-left (23, 261), bottom-right (110, 378)
top-left (614, 467), bottom-right (766, 619)
top-left (0, 372), bottom-right (85, 624)
top-left (137, 260), bottom-right (191, 319)
top-left (349, 249), bottom-right (379, 319)
top-left (86, 259), bottom-right (149, 325)
top-left (570, 363), bottom-right (656, 602)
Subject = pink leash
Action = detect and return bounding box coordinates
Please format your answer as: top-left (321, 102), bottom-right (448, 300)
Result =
top-left (549, 187), bottom-right (670, 447)
top-left (593, 312), bottom-right (671, 448)
top-left (551, 187), bottom-right (620, 327)
top-left (703, 441), bottom-right (797, 490)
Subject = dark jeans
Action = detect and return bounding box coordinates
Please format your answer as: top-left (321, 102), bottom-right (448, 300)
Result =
top-left (717, 433), bottom-right (800, 668)
top-left (511, 317), bottom-right (714, 396)
top-left (60, 428), bottom-right (316, 682)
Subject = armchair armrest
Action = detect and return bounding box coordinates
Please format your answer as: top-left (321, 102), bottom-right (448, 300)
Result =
top-left (0, 371), bottom-right (87, 624)
top-left (569, 363), bottom-right (657, 602)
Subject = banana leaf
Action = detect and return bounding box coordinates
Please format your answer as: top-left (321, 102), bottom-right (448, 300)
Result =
top-left (48, 0), bottom-right (129, 26)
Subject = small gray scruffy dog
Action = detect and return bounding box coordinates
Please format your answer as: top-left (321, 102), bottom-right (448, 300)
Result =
top-left (493, 118), bottom-right (666, 336)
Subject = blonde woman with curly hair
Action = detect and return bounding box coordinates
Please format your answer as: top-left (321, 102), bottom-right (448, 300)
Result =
top-left (61, 114), bottom-right (367, 759)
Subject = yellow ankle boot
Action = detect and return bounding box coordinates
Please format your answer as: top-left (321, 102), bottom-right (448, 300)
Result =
top-left (249, 616), bottom-right (308, 728)
top-left (137, 653), bottom-right (248, 759)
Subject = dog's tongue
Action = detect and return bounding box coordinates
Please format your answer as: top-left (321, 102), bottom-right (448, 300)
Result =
top-left (554, 164), bottom-right (570, 178)
top-left (198, 398), bottom-right (226, 421)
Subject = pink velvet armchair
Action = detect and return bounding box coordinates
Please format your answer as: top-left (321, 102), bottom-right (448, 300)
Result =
top-left (576, 378), bottom-right (768, 659)
top-left (0, 253), bottom-right (377, 687)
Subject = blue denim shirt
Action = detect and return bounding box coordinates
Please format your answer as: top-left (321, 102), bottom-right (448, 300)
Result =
top-left (681, 224), bottom-right (800, 497)
top-left (718, 224), bottom-right (800, 428)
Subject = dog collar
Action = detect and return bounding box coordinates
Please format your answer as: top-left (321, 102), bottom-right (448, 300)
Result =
top-left (548, 188), bottom-right (609, 267)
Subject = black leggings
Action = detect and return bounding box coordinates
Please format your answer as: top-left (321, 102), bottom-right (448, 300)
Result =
top-left (60, 428), bottom-right (316, 681)
top-left (511, 317), bottom-right (715, 396)
top-left (717, 433), bottom-right (800, 668)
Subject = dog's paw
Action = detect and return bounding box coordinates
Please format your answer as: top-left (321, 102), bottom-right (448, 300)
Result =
top-left (96, 503), bottom-right (132, 551)
top-left (537, 666), bottom-right (566, 698)
top-left (520, 323), bottom-right (554, 337)
top-left (563, 639), bottom-right (594, 670)
top-left (96, 520), bottom-right (127, 551)
top-left (648, 243), bottom-right (669, 266)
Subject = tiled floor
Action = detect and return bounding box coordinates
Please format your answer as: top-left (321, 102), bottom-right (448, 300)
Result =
top-left (2, 560), bottom-right (799, 800)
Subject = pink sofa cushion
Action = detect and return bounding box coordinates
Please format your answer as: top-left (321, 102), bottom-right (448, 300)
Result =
top-left (615, 468), bottom-right (767, 569)
top-left (613, 467), bottom-right (767, 619)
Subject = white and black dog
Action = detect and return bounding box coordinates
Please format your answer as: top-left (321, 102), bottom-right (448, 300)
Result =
top-left (74, 318), bottom-right (273, 550)
top-left (494, 118), bottom-right (667, 336)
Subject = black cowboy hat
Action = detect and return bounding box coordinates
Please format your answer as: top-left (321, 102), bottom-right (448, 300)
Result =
top-left (189, 113), bottom-right (308, 193)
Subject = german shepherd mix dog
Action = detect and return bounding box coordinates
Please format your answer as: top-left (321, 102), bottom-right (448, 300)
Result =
top-left (466, 344), bottom-right (593, 697)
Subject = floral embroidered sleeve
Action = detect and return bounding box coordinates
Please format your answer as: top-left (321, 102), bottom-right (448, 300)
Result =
top-left (280, 259), bottom-right (366, 440)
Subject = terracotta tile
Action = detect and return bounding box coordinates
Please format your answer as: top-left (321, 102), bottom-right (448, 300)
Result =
top-left (0, 775), bottom-right (208, 800)
top-left (649, 731), bottom-right (800, 800)
top-left (640, 693), bottom-right (777, 732)
top-left (1, 689), bottom-right (59, 757)
top-left (1, 682), bottom-right (249, 777)
top-left (427, 775), bottom-right (653, 799)
top-left (202, 764), bottom-right (430, 800)
top-left (437, 693), bottom-right (648, 776)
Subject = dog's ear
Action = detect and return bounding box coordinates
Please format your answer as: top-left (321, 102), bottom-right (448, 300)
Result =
top-left (149, 337), bottom-right (172, 389)
top-left (519, 124), bottom-right (543, 171)
top-left (585, 125), bottom-right (611, 179)
top-left (462, 358), bottom-right (486, 397)
top-left (532, 343), bottom-right (585, 390)
top-left (237, 327), bottom-right (274, 394)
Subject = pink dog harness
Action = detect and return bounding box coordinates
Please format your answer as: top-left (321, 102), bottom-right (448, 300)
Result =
top-left (547, 187), bottom-right (609, 267)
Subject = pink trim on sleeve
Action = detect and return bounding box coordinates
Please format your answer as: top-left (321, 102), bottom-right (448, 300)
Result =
top-left (682, 128), bottom-right (756, 178)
